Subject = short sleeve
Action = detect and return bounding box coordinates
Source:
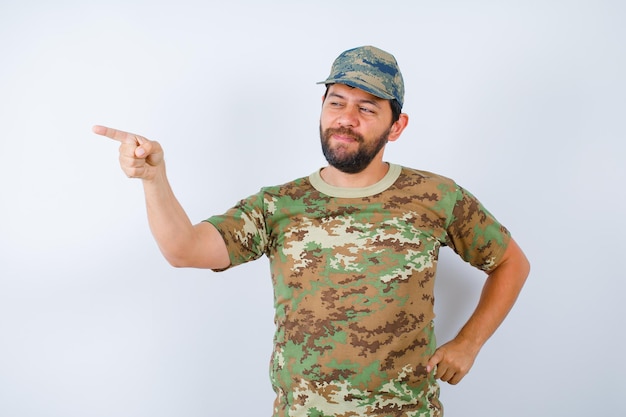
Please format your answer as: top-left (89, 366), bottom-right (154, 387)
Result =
top-left (204, 192), bottom-right (269, 272)
top-left (444, 185), bottom-right (511, 272)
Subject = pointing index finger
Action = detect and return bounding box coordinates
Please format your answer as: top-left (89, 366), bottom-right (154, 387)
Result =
top-left (92, 125), bottom-right (140, 144)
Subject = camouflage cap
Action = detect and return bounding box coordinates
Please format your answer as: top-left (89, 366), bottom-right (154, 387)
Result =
top-left (318, 45), bottom-right (405, 108)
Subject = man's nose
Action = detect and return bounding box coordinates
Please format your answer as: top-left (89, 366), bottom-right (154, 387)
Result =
top-left (337, 105), bottom-right (359, 127)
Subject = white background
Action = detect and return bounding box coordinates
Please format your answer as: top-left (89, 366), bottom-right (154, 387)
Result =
top-left (1, 1), bottom-right (624, 416)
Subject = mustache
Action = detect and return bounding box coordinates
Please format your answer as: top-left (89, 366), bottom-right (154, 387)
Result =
top-left (323, 127), bottom-right (364, 143)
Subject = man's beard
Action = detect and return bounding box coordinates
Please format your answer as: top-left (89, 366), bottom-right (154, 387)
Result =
top-left (319, 124), bottom-right (390, 174)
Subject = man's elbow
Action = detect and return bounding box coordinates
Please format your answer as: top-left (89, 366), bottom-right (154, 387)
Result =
top-left (163, 252), bottom-right (194, 268)
top-left (162, 250), bottom-right (229, 270)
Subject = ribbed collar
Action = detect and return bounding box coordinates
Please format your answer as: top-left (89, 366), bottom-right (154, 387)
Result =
top-left (309, 163), bottom-right (401, 198)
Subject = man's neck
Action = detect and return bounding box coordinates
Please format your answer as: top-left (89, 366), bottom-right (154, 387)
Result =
top-left (320, 161), bottom-right (390, 188)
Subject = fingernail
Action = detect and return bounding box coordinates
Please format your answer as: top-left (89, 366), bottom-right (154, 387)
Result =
top-left (136, 148), bottom-right (146, 157)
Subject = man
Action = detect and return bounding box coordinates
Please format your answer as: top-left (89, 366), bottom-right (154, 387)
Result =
top-left (94, 46), bottom-right (530, 416)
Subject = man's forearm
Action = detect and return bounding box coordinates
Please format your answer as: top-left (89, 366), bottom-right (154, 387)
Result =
top-left (142, 166), bottom-right (199, 267)
top-left (457, 239), bottom-right (529, 348)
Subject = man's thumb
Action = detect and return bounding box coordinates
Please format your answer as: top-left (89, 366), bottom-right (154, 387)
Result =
top-left (426, 350), bottom-right (442, 373)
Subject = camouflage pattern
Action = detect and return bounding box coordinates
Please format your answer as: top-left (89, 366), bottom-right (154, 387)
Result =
top-left (317, 46), bottom-right (405, 108)
top-left (206, 164), bottom-right (511, 417)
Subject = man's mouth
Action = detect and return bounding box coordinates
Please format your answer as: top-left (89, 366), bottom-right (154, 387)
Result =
top-left (327, 128), bottom-right (361, 144)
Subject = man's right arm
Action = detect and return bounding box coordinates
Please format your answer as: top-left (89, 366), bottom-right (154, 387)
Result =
top-left (93, 125), bottom-right (230, 270)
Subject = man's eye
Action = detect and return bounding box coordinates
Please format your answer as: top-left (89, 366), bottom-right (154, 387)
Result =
top-left (360, 107), bottom-right (374, 113)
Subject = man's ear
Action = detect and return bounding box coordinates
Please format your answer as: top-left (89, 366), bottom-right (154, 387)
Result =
top-left (387, 113), bottom-right (409, 142)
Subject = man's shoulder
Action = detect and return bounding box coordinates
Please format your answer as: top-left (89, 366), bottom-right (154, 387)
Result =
top-left (263, 175), bottom-right (311, 190)
top-left (258, 175), bottom-right (318, 201)
top-left (396, 165), bottom-right (458, 190)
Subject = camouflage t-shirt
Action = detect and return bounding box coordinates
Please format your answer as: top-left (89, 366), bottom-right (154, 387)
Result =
top-left (206, 164), bottom-right (510, 417)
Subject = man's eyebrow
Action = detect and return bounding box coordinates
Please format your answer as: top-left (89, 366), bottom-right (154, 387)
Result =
top-left (327, 92), bottom-right (346, 100)
top-left (327, 92), bottom-right (383, 108)
top-left (359, 98), bottom-right (383, 108)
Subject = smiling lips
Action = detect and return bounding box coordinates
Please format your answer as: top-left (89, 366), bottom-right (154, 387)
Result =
top-left (334, 134), bottom-right (357, 143)
top-left (326, 127), bottom-right (363, 144)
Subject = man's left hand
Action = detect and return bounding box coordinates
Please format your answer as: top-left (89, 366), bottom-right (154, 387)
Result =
top-left (426, 338), bottom-right (479, 385)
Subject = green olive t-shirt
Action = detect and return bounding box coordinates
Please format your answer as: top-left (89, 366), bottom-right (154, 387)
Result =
top-left (206, 164), bottom-right (510, 417)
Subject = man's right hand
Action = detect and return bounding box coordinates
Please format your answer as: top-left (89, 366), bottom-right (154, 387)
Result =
top-left (93, 125), bottom-right (164, 181)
